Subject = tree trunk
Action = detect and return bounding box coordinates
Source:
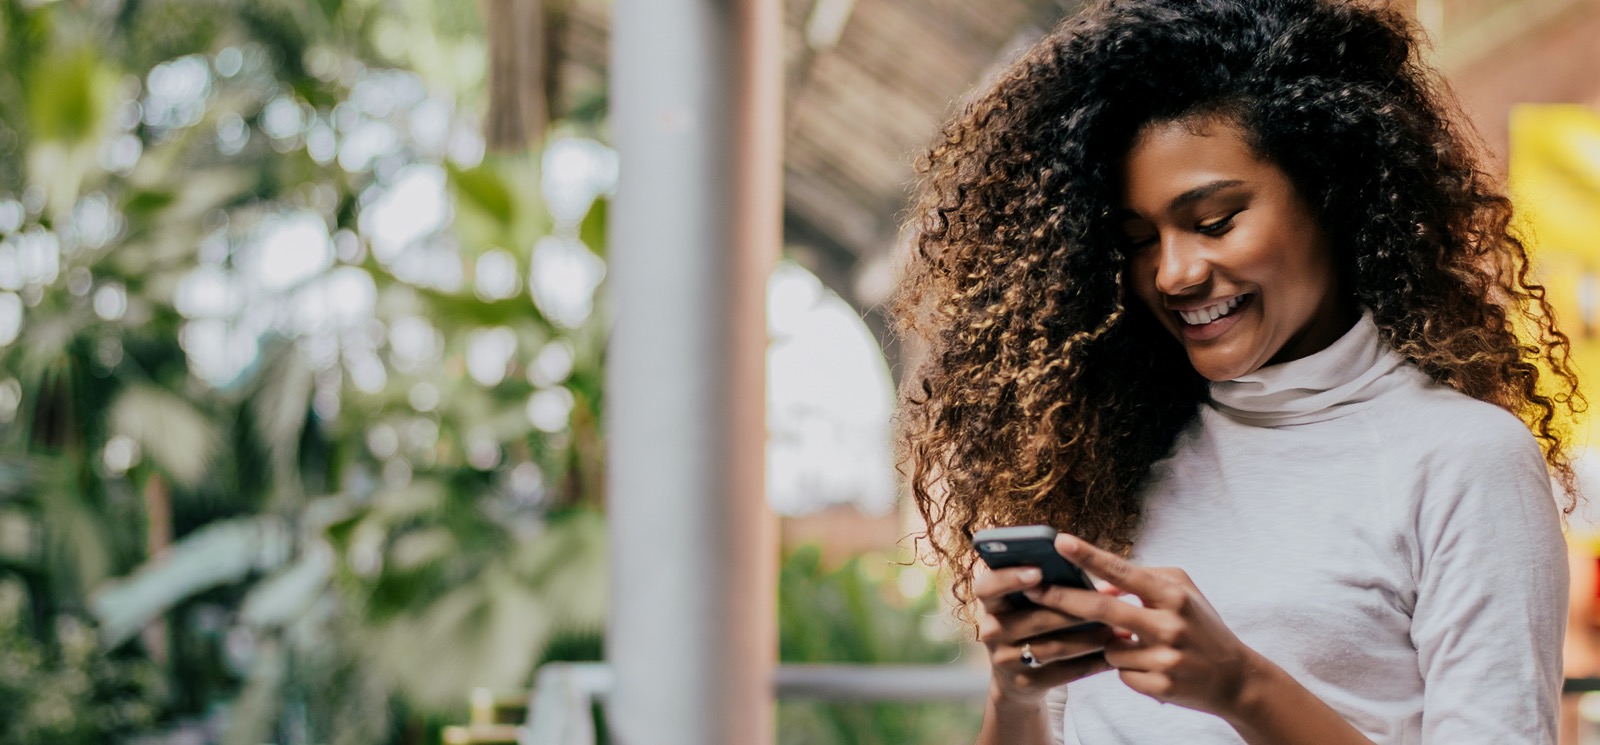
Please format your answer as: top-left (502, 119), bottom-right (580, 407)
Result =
top-left (482, 0), bottom-right (550, 152)
top-left (140, 471), bottom-right (172, 665)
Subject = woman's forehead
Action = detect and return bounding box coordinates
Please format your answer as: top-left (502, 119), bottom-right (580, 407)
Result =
top-left (1118, 119), bottom-right (1277, 212)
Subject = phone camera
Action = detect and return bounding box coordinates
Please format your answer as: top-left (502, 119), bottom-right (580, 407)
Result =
top-left (980, 541), bottom-right (1008, 553)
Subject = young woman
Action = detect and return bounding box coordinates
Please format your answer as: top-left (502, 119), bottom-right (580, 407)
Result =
top-left (891, 1), bottom-right (1581, 743)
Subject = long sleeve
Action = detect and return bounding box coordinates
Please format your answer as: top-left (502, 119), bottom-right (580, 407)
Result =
top-left (1053, 316), bottom-right (1571, 743)
top-left (1408, 419), bottom-right (1567, 743)
top-left (1044, 685), bottom-right (1068, 745)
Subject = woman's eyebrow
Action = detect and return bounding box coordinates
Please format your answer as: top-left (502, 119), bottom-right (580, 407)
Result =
top-left (1167, 179), bottom-right (1246, 212)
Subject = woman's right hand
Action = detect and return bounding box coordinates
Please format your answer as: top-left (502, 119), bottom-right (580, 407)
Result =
top-left (974, 562), bottom-right (1117, 704)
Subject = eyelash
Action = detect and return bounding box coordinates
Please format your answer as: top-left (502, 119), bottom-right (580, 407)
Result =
top-left (1122, 210), bottom-right (1240, 251)
top-left (1195, 211), bottom-right (1241, 236)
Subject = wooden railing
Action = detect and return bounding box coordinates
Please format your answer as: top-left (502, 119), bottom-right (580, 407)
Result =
top-left (440, 663), bottom-right (988, 745)
top-left (442, 669), bottom-right (1600, 745)
top-left (439, 687), bottom-right (529, 745)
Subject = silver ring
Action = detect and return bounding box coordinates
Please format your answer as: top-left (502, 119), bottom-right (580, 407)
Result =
top-left (1020, 642), bottom-right (1043, 669)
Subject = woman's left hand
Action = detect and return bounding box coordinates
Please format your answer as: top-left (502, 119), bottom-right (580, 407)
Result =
top-left (1023, 533), bottom-right (1262, 718)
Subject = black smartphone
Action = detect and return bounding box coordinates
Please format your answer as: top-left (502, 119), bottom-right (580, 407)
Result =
top-left (973, 525), bottom-right (1105, 629)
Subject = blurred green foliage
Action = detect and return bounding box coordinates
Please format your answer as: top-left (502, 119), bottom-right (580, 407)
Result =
top-left (777, 546), bottom-right (984, 745)
top-left (0, 0), bottom-right (610, 742)
top-left (0, 1), bottom-right (975, 744)
top-left (0, 584), bottom-right (165, 744)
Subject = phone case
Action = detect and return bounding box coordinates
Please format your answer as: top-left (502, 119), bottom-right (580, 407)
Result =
top-left (973, 526), bottom-right (1103, 628)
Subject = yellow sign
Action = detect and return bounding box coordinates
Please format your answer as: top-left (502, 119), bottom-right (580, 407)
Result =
top-left (1508, 104), bottom-right (1600, 450)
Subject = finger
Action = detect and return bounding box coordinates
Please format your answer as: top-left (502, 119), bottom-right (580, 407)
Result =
top-left (1018, 625), bottom-right (1117, 665)
top-left (1101, 637), bottom-right (1181, 673)
top-left (1023, 583), bottom-right (1158, 637)
top-left (978, 604), bottom-right (1087, 646)
top-left (1054, 534), bottom-right (1183, 607)
top-left (975, 565), bottom-right (1044, 615)
top-left (1116, 669), bottom-right (1174, 701)
top-left (997, 650), bottom-right (1113, 692)
top-left (974, 562), bottom-right (1042, 596)
top-left (984, 606), bottom-right (1093, 645)
top-left (1094, 578), bottom-right (1129, 596)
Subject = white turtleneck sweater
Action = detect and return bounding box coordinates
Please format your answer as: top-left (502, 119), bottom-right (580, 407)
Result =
top-left (1050, 314), bottom-right (1567, 744)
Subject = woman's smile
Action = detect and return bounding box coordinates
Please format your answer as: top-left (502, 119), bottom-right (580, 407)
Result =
top-left (1171, 292), bottom-right (1254, 341)
top-left (1120, 117), bottom-right (1356, 381)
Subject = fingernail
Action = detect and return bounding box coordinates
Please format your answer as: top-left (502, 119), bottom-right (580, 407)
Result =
top-left (1018, 568), bottom-right (1041, 584)
top-left (1056, 534), bottom-right (1078, 552)
top-left (1023, 588), bottom-right (1043, 602)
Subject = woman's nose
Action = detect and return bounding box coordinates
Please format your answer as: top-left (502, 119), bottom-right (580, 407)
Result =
top-left (1154, 236), bottom-right (1211, 296)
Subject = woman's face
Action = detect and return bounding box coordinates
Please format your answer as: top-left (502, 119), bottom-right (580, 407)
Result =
top-left (1119, 116), bottom-right (1356, 382)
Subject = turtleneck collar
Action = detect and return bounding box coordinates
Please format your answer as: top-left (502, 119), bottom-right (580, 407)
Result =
top-left (1207, 311), bottom-right (1409, 426)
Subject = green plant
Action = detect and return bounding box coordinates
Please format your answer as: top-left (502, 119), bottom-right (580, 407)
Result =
top-left (777, 545), bottom-right (984, 745)
top-left (0, 0), bottom-right (612, 742)
top-left (0, 581), bottom-right (164, 744)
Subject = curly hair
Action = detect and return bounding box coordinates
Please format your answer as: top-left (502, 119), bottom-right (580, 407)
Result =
top-left (891, 0), bottom-right (1582, 609)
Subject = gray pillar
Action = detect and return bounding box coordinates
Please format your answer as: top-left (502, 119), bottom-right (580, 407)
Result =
top-left (607, 1), bottom-right (781, 744)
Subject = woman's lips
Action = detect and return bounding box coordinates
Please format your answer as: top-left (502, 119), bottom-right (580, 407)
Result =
top-left (1175, 294), bottom-right (1253, 342)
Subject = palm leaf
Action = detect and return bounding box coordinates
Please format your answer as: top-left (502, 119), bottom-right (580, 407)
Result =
top-left (109, 383), bottom-right (220, 490)
top-left (0, 455), bottom-right (41, 504)
top-left (365, 566), bottom-right (554, 711)
top-left (249, 344), bottom-right (315, 506)
top-left (510, 508), bottom-right (606, 628)
top-left (222, 635), bottom-right (287, 745)
top-left (239, 539), bottom-right (334, 629)
top-left (90, 515), bottom-right (292, 647)
top-left (36, 458), bottom-right (118, 594)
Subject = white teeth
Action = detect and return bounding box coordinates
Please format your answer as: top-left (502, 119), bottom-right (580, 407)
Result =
top-left (1177, 295), bottom-right (1246, 326)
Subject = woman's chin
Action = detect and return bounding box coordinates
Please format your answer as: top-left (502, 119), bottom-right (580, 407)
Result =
top-left (1184, 346), bottom-right (1262, 382)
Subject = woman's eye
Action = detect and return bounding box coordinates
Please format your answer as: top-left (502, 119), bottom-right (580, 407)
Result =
top-left (1196, 212), bottom-right (1240, 236)
top-left (1122, 236), bottom-right (1157, 252)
